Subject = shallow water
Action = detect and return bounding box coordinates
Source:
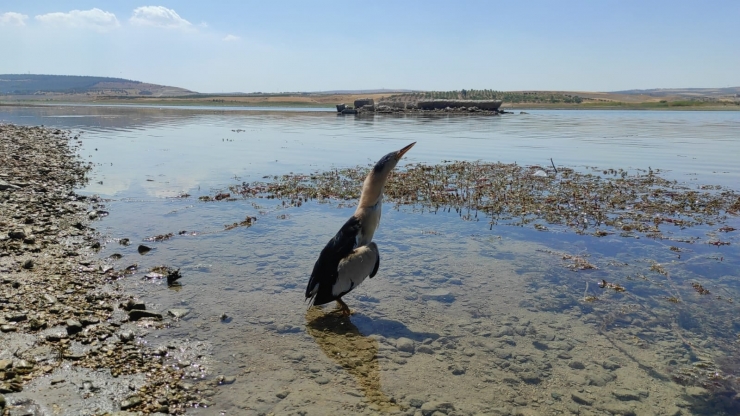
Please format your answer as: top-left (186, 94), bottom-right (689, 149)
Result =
top-left (3, 106), bottom-right (740, 415)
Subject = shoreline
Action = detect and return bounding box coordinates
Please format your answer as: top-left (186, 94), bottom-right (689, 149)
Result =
top-left (1, 99), bottom-right (738, 112)
top-left (0, 124), bottom-right (207, 415)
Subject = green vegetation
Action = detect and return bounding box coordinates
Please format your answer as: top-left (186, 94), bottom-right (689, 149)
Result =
top-left (0, 74), bottom-right (140, 94)
top-left (388, 89), bottom-right (584, 104)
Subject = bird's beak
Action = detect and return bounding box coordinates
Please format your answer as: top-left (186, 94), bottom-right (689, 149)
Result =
top-left (396, 142), bottom-right (416, 160)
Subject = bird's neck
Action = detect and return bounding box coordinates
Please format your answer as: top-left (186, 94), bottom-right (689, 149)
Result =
top-left (357, 174), bottom-right (385, 209)
top-left (355, 175), bottom-right (385, 245)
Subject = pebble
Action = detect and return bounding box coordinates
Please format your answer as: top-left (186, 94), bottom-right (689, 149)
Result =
top-left (420, 401), bottom-right (454, 416)
top-left (421, 289), bottom-right (455, 303)
top-left (396, 337), bottom-right (415, 353)
top-left (416, 345), bottom-right (435, 354)
top-left (276, 390), bottom-right (290, 399)
top-left (315, 377), bottom-right (330, 385)
top-left (66, 319), bottom-right (83, 334)
top-left (568, 360), bottom-right (585, 370)
top-left (167, 308), bottom-right (191, 319)
top-left (612, 389), bottom-right (641, 401)
top-left (128, 310), bottom-right (163, 321)
top-left (120, 395), bottom-right (142, 410)
top-left (571, 392), bottom-right (593, 406)
top-left (448, 364), bottom-right (466, 375)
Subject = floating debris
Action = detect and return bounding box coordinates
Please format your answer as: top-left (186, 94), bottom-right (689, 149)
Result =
top-left (219, 160), bottom-right (739, 243)
top-left (224, 216), bottom-right (256, 231)
top-left (145, 233), bottom-right (174, 242)
top-left (598, 279), bottom-right (625, 292)
top-left (692, 283), bottom-right (710, 295)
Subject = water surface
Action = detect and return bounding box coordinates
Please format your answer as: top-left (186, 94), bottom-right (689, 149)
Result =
top-left (2, 106), bottom-right (739, 415)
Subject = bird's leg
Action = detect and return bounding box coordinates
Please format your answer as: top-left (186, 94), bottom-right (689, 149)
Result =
top-left (335, 298), bottom-right (352, 316)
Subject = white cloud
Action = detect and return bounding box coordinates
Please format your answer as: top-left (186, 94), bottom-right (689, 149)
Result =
top-left (0, 12), bottom-right (29, 26)
top-left (35, 8), bottom-right (119, 31)
top-left (223, 34), bottom-right (240, 42)
top-left (129, 6), bottom-right (191, 29)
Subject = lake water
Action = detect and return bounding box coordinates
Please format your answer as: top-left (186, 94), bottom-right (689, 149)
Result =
top-left (2, 105), bottom-right (740, 415)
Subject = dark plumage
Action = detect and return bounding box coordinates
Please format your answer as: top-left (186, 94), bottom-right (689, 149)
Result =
top-left (305, 142), bottom-right (415, 315)
top-left (305, 216), bottom-right (379, 306)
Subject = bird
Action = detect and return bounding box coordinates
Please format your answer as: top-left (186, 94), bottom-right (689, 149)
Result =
top-left (305, 142), bottom-right (416, 316)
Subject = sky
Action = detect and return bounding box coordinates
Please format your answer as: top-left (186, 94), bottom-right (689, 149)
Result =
top-left (1, 1), bottom-right (738, 93)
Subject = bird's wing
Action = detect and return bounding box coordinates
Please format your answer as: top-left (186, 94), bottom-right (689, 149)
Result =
top-left (305, 216), bottom-right (362, 299)
top-left (332, 242), bottom-right (379, 297)
top-left (369, 246), bottom-right (380, 278)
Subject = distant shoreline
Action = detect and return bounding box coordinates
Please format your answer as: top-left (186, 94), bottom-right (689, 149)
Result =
top-left (1, 97), bottom-right (738, 111)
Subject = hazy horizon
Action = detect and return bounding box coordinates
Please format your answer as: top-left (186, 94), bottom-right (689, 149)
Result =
top-left (1, 1), bottom-right (738, 94)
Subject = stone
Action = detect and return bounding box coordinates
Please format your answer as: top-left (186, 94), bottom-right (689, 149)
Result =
top-left (8, 229), bottom-right (26, 240)
top-left (276, 390), bottom-right (290, 399)
top-left (66, 319), bottom-right (83, 334)
top-left (0, 360), bottom-right (11, 370)
top-left (119, 331), bottom-right (135, 342)
top-left (120, 395), bottom-right (142, 410)
top-left (22, 259), bottom-right (34, 269)
top-left (128, 310), bottom-right (162, 321)
top-left (420, 401), bottom-right (455, 416)
top-left (519, 371), bottom-right (542, 384)
top-left (587, 371), bottom-right (616, 386)
top-left (685, 386), bottom-right (709, 398)
top-left (568, 360), bottom-right (585, 370)
top-left (396, 337), bottom-right (415, 353)
top-left (602, 360), bottom-right (621, 370)
top-left (315, 377), bottom-right (330, 385)
top-left (612, 389), bottom-right (641, 401)
top-left (448, 363), bottom-right (466, 375)
top-left (495, 327), bottom-right (514, 337)
top-left (408, 396), bottom-right (425, 408)
top-left (6, 313), bottom-right (27, 322)
top-left (571, 392), bottom-right (593, 406)
top-left (421, 289), bottom-right (455, 303)
top-left (532, 340), bottom-right (549, 350)
top-left (0, 393), bottom-right (5, 409)
top-left (595, 401), bottom-right (636, 416)
top-left (167, 308), bottom-right (191, 319)
top-left (417, 345), bottom-right (435, 354)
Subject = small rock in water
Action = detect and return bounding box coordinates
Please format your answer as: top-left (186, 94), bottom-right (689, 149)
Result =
top-left (420, 401), bottom-right (455, 416)
top-left (612, 389), bottom-right (641, 401)
top-left (421, 289), bottom-right (455, 303)
top-left (568, 360), bottom-right (586, 370)
top-left (396, 337), bottom-right (415, 353)
top-left (137, 245), bottom-right (151, 254)
top-left (167, 309), bottom-right (191, 319)
top-left (571, 392), bottom-right (593, 406)
top-left (448, 363), bottom-right (466, 375)
top-left (128, 310), bottom-right (162, 321)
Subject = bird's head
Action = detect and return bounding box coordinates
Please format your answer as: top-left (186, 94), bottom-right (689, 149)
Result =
top-left (359, 142), bottom-right (415, 207)
top-left (371, 142), bottom-right (416, 178)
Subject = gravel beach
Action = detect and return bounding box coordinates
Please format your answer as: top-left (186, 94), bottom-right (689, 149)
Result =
top-left (0, 125), bottom-right (207, 415)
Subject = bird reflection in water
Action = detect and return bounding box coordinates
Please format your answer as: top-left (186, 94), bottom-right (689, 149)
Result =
top-left (305, 307), bottom-right (399, 412)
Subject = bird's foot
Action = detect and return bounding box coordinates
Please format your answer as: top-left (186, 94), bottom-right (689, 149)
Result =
top-left (335, 299), bottom-right (353, 317)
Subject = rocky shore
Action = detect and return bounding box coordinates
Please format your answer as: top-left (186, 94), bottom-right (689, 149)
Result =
top-left (0, 125), bottom-right (210, 415)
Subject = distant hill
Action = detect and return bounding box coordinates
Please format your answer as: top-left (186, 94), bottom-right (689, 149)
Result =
top-left (612, 87), bottom-right (740, 98)
top-left (0, 74), bottom-right (193, 96)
